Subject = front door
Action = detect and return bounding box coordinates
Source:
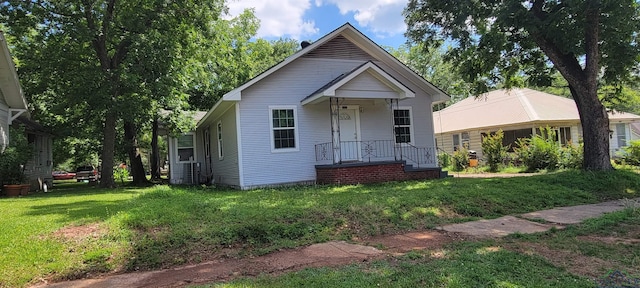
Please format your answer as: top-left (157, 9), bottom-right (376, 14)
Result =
top-left (339, 106), bottom-right (361, 161)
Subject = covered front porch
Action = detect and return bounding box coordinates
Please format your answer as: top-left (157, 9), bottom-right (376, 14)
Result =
top-left (301, 61), bottom-right (443, 184)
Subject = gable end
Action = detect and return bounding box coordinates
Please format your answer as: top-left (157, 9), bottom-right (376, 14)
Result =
top-left (302, 35), bottom-right (376, 61)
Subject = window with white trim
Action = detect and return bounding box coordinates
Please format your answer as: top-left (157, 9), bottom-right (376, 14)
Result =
top-left (452, 132), bottom-right (470, 151)
top-left (393, 108), bottom-right (413, 144)
top-left (217, 121), bottom-right (224, 159)
top-left (616, 123), bottom-right (627, 147)
top-left (177, 133), bottom-right (195, 162)
top-left (270, 106), bottom-right (298, 151)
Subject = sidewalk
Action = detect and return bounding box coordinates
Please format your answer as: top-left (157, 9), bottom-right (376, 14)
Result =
top-left (33, 198), bottom-right (639, 288)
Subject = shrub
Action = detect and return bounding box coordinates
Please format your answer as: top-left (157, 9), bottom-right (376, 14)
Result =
top-left (482, 130), bottom-right (508, 172)
top-left (0, 127), bottom-right (34, 185)
top-left (451, 148), bottom-right (469, 172)
top-left (621, 140), bottom-right (640, 166)
top-left (437, 152), bottom-right (451, 168)
top-left (514, 127), bottom-right (560, 172)
top-left (559, 142), bottom-right (583, 169)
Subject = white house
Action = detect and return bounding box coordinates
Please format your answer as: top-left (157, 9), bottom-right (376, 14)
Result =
top-left (0, 31), bottom-right (53, 192)
top-left (434, 88), bottom-right (640, 160)
top-left (167, 23), bottom-right (450, 189)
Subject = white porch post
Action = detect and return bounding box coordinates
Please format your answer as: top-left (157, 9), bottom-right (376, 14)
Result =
top-left (330, 97), bottom-right (342, 164)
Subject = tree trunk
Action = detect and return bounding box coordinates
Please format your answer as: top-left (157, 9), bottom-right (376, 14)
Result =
top-left (150, 117), bottom-right (161, 180)
top-left (124, 121), bottom-right (150, 185)
top-left (99, 112), bottom-right (117, 188)
top-left (529, 1), bottom-right (612, 171)
top-left (570, 86), bottom-right (613, 171)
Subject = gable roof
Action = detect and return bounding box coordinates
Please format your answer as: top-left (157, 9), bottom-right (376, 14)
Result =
top-left (301, 61), bottom-right (415, 105)
top-left (0, 31), bottom-right (29, 114)
top-left (197, 23), bottom-right (449, 127)
top-left (434, 88), bottom-right (640, 133)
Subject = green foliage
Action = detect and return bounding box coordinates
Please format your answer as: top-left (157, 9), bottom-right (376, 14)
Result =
top-left (114, 167), bottom-right (130, 185)
top-left (559, 142), bottom-right (584, 169)
top-left (437, 152), bottom-right (451, 168)
top-left (481, 130), bottom-right (508, 172)
top-left (404, 0), bottom-right (640, 171)
top-left (0, 127), bottom-right (34, 185)
top-left (621, 140), bottom-right (640, 166)
top-left (387, 43), bottom-right (472, 106)
top-left (451, 148), bottom-right (469, 171)
top-left (514, 128), bottom-right (560, 172)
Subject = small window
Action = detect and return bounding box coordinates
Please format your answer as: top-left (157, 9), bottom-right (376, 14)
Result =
top-left (270, 106), bottom-right (298, 152)
top-left (453, 134), bottom-right (460, 151)
top-left (217, 121), bottom-right (224, 159)
top-left (461, 132), bottom-right (470, 149)
top-left (393, 108), bottom-right (413, 144)
top-left (616, 123), bottom-right (627, 147)
top-left (177, 134), bottom-right (195, 162)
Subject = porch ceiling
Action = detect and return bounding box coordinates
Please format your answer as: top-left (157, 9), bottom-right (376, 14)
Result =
top-left (301, 61), bottom-right (415, 105)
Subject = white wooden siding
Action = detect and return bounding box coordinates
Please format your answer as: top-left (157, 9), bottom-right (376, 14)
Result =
top-left (237, 57), bottom-right (439, 188)
top-left (336, 72), bottom-right (397, 98)
top-left (211, 104), bottom-right (241, 187)
top-left (302, 35), bottom-right (375, 61)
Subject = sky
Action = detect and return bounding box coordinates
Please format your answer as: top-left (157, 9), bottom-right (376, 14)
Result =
top-left (225, 0), bottom-right (410, 48)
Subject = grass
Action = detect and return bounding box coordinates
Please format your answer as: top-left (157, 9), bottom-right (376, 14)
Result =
top-left (206, 206), bottom-right (640, 288)
top-left (1, 169), bottom-right (639, 287)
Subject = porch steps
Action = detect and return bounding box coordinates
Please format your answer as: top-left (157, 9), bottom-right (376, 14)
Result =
top-left (403, 164), bottom-right (450, 178)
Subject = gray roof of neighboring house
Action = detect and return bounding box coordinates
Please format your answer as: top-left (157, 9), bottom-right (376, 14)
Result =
top-left (434, 88), bottom-right (640, 133)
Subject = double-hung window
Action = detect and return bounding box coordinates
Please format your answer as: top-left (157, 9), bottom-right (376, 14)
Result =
top-left (270, 106), bottom-right (299, 152)
top-left (616, 123), bottom-right (627, 148)
top-left (393, 108), bottom-right (413, 144)
top-left (177, 133), bottom-right (195, 162)
top-left (452, 132), bottom-right (470, 151)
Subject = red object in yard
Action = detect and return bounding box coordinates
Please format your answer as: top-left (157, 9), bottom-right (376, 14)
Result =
top-left (52, 171), bottom-right (76, 180)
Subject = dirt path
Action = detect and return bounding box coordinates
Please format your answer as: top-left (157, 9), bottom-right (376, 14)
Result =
top-left (34, 231), bottom-right (466, 288)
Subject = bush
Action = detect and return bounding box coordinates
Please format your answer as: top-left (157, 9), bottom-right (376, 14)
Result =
top-left (621, 140), bottom-right (640, 166)
top-left (437, 152), bottom-right (451, 168)
top-left (0, 127), bottom-right (34, 185)
top-left (451, 148), bottom-right (469, 172)
top-left (514, 127), bottom-right (560, 172)
top-left (559, 142), bottom-right (583, 169)
top-left (482, 130), bottom-right (508, 172)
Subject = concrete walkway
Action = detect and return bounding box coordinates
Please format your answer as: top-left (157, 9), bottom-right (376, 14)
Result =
top-left (439, 198), bottom-right (639, 237)
top-left (34, 198), bottom-right (639, 288)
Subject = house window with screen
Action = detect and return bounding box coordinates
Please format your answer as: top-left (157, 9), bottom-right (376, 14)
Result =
top-left (453, 134), bottom-right (460, 151)
top-left (616, 123), bottom-right (627, 147)
top-left (177, 133), bottom-right (195, 162)
top-left (270, 107), bottom-right (298, 151)
top-left (393, 108), bottom-right (412, 144)
top-left (217, 121), bottom-right (223, 159)
top-left (452, 132), bottom-right (470, 151)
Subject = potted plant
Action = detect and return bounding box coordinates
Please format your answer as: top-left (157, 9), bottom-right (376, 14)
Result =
top-left (0, 127), bottom-right (34, 196)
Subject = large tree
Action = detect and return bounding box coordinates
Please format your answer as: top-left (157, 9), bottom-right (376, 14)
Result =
top-left (2, 0), bottom-right (225, 186)
top-left (405, 0), bottom-right (640, 170)
top-left (388, 43), bottom-right (472, 108)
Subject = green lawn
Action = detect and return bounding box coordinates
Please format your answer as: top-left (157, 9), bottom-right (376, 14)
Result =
top-left (211, 209), bottom-right (640, 288)
top-left (1, 170), bottom-right (639, 287)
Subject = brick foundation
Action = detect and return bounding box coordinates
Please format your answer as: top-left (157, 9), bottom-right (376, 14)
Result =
top-left (316, 161), bottom-right (442, 185)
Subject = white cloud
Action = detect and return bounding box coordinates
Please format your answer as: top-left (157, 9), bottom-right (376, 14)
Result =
top-left (225, 0), bottom-right (319, 39)
top-left (318, 0), bottom-right (408, 37)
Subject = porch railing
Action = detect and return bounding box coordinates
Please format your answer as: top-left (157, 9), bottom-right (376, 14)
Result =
top-left (315, 140), bottom-right (437, 167)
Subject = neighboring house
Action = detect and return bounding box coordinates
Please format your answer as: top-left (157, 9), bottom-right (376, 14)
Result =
top-left (433, 88), bottom-right (640, 160)
top-left (167, 23), bottom-right (450, 189)
top-left (0, 31), bottom-right (53, 191)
